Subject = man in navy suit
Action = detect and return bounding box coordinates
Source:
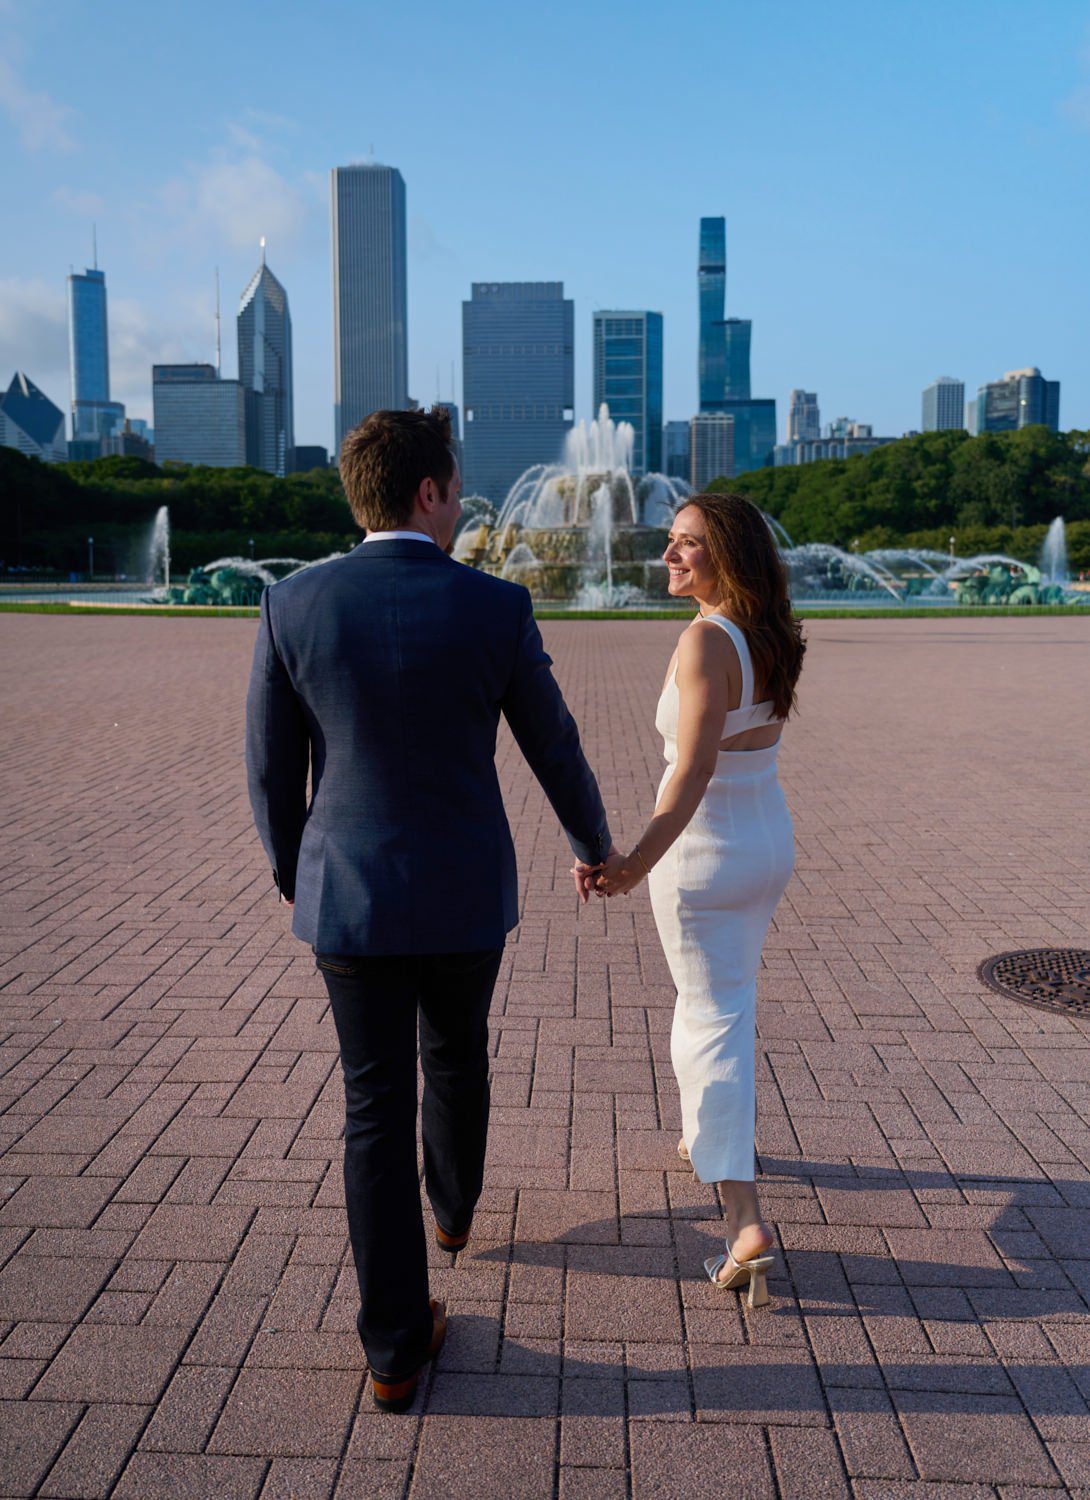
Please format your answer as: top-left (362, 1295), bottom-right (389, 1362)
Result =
top-left (245, 406), bottom-right (611, 1410)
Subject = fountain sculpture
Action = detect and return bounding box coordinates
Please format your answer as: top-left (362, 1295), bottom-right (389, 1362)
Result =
top-left (147, 553), bottom-right (340, 607)
top-left (454, 405), bottom-right (689, 603)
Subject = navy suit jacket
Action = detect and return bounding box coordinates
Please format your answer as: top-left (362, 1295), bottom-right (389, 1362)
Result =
top-left (245, 539), bottom-right (611, 954)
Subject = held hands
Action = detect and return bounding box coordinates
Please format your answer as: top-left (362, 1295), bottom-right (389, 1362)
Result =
top-left (571, 843), bottom-right (621, 903)
top-left (592, 849), bottom-right (645, 898)
top-left (571, 845), bottom-right (649, 901)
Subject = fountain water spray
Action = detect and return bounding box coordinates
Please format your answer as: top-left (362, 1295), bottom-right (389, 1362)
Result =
top-left (148, 506), bottom-right (171, 592)
top-left (1040, 517), bottom-right (1068, 587)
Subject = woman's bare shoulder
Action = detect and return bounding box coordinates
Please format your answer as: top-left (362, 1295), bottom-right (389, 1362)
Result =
top-left (678, 616), bottom-right (738, 672)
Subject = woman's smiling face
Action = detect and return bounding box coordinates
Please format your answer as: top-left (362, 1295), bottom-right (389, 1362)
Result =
top-left (663, 504), bottom-right (718, 601)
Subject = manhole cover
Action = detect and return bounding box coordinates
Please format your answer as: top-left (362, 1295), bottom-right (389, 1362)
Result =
top-left (977, 949), bottom-right (1090, 1017)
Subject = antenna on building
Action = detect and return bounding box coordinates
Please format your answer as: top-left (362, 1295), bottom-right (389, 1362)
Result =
top-left (260, 235), bottom-right (266, 266)
top-left (214, 268), bottom-right (221, 374)
top-left (92, 223), bottom-right (98, 270)
top-left (436, 365), bottom-right (440, 402)
top-left (451, 361), bottom-right (456, 405)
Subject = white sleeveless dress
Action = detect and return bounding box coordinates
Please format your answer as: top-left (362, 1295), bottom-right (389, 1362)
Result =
top-left (647, 616), bottom-right (795, 1184)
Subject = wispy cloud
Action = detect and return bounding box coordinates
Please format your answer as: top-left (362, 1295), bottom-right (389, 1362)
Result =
top-left (159, 133), bottom-right (310, 254)
top-left (53, 185), bottom-right (107, 218)
top-left (240, 107), bottom-right (298, 134)
top-left (0, 57), bottom-right (76, 151)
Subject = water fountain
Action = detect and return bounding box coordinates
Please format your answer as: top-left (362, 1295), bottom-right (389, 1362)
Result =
top-left (147, 506), bottom-right (170, 592)
top-left (1040, 516), bottom-right (1068, 588)
top-left (454, 404), bottom-right (689, 602)
top-left (136, 458), bottom-right (1082, 613)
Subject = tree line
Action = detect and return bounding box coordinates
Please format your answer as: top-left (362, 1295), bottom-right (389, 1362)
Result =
top-left (725, 426), bottom-right (1090, 569)
top-left (0, 450), bottom-right (360, 575)
top-left (2, 425), bottom-right (1089, 576)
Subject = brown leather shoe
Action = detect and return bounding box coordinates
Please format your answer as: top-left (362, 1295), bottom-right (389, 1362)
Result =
top-left (370, 1297), bottom-right (447, 1413)
top-left (434, 1218), bottom-right (472, 1253)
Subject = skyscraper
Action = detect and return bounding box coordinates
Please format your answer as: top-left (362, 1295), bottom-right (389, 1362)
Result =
top-left (1, 372), bottom-right (67, 462)
top-left (664, 420), bottom-right (690, 482)
top-left (153, 364), bottom-right (248, 467)
top-left (238, 244), bottom-right (294, 476)
top-left (690, 412), bottom-right (734, 489)
top-left (1016, 369), bottom-right (1061, 430)
top-left (697, 217), bottom-right (775, 473)
top-left (332, 162), bottom-right (408, 454)
top-left (67, 259), bottom-right (124, 441)
top-left (722, 318), bottom-right (751, 402)
top-left (975, 368), bottom-right (1060, 434)
top-left (698, 217), bottom-right (727, 410)
top-left (462, 282), bottom-right (574, 504)
top-left (719, 400), bottom-right (777, 476)
top-left (787, 390), bottom-right (820, 443)
top-left (592, 310), bottom-right (663, 475)
top-left (921, 377), bottom-right (964, 432)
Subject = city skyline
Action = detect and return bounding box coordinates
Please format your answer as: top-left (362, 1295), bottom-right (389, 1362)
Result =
top-left (0, 1), bottom-right (1086, 454)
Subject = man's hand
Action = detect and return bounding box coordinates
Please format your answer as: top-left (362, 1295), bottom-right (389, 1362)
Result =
top-left (593, 850), bottom-right (644, 898)
top-left (571, 843), bottom-right (621, 904)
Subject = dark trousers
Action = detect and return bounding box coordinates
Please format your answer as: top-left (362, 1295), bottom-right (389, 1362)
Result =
top-left (316, 946), bottom-right (503, 1377)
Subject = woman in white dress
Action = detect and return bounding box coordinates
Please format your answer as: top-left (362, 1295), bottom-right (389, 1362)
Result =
top-left (589, 493), bottom-right (805, 1307)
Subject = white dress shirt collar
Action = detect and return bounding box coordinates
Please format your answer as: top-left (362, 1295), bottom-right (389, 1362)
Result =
top-left (362, 529), bottom-right (436, 546)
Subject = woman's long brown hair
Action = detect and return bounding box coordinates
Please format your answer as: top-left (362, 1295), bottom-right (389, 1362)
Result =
top-left (682, 492), bottom-right (805, 719)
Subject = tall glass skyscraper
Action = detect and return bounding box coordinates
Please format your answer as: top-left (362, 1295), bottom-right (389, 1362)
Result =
top-left (921, 377), bottom-right (964, 432)
top-left (698, 217), bottom-right (727, 410)
top-left (238, 246), bottom-right (294, 476)
top-left (67, 263), bottom-right (123, 440)
top-left (696, 216), bottom-right (774, 472)
top-left (592, 311), bottom-right (663, 475)
top-left (664, 420), bottom-right (690, 482)
top-left (462, 282), bottom-right (574, 504)
top-left (722, 318), bottom-right (751, 402)
top-left (332, 162), bottom-right (408, 454)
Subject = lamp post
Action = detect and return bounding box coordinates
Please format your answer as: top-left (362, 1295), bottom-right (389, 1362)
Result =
top-left (949, 535), bottom-right (956, 561)
top-left (87, 536), bottom-right (94, 579)
top-left (249, 537), bottom-right (255, 560)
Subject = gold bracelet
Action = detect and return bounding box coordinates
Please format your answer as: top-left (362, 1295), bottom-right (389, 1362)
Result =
top-left (633, 844), bottom-right (652, 876)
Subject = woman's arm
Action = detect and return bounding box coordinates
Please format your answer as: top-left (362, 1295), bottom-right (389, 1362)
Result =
top-left (595, 623), bottom-right (733, 896)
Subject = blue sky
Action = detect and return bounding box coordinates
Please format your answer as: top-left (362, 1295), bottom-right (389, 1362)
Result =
top-left (1, 0), bottom-right (1087, 454)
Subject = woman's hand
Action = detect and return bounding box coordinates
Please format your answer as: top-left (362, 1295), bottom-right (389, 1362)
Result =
top-left (594, 850), bottom-right (645, 898)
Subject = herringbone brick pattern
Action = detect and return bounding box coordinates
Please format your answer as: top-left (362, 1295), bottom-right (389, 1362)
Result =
top-left (1, 612), bottom-right (1088, 1497)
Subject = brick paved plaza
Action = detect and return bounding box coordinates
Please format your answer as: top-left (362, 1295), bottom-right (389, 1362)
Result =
top-left (1, 612), bottom-right (1089, 1498)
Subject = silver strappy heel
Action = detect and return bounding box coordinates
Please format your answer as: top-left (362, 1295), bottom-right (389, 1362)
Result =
top-left (704, 1245), bottom-right (775, 1308)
